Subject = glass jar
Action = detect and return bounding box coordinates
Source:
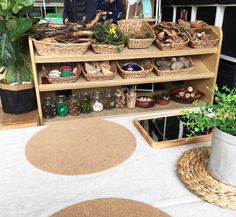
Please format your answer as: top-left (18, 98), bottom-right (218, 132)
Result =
top-left (126, 89), bottom-right (137, 109)
top-left (42, 96), bottom-right (56, 119)
top-left (103, 89), bottom-right (115, 110)
top-left (92, 91), bottom-right (103, 112)
top-left (80, 92), bottom-right (92, 114)
top-left (68, 94), bottom-right (80, 116)
top-left (56, 95), bottom-right (69, 117)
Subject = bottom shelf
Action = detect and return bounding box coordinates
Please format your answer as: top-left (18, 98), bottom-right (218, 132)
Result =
top-left (43, 99), bottom-right (204, 125)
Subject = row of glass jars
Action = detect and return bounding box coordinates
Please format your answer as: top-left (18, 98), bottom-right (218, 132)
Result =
top-left (42, 90), bottom-right (115, 119)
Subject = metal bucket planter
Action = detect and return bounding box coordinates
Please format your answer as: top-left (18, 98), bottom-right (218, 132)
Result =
top-left (208, 127), bottom-right (236, 186)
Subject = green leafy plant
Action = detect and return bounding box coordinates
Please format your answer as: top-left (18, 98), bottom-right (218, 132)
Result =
top-left (0, 0), bottom-right (36, 84)
top-left (182, 86), bottom-right (236, 137)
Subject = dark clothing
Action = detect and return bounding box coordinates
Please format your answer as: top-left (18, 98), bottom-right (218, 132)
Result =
top-left (97, 0), bottom-right (123, 21)
top-left (63, 0), bottom-right (97, 23)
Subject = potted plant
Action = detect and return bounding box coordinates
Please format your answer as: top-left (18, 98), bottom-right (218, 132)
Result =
top-left (182, 86), bottom-right (236, 186)
top-left (0, 0), bottom-right (37, 114)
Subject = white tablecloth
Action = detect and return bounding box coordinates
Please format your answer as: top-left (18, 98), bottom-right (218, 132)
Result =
top-left (0, 116), bottom-right (235, 217)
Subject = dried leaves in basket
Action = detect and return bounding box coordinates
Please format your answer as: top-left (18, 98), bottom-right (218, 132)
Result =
top-left (178, 19), bottom-right (218, 48)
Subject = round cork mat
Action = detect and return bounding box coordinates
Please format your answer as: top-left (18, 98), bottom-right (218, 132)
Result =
top-left (25, 119), bottom-right (136, 175)
top-left (51, 198), bottom-right (170, 217)
top-left (178, 147), bottom-right (236, 211)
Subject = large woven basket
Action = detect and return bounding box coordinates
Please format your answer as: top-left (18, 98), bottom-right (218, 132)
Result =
top-left (82, 61), bottom-right (117, 81)
top-left (33, 39), bottom-right (91, 56)
top-left (117, 19), bottom-right (156, 49)
top-left (91, 43), bottom-right (124, 54)
top-left (151, 57), bottom-right (194, 76)
top-left (42, 63), bottom-right (81, 84)
top-left (116, 59), bottom-right (153, 79)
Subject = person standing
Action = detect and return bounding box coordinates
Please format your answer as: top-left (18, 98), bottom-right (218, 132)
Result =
top-left (63, 0), bottom-right (97, 24)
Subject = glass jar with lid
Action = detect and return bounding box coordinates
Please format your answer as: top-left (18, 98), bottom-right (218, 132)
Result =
top-left (80, 92), bottom-right (92, 114)
top-left (56, 95), bottom-right (69, 117)
top-left (68, 94), bottom-right (80, 116)
top-left (92, 91), bottom-right (104, 112)
top-left (42, 96), bottom-right (56, 119)
top-left (103, 89), bottom-right (115, 110)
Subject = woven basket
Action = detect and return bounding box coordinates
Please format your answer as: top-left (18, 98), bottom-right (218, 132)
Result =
top-left (155, 37), bottom-right (189, 50)
top-left (42, 63), bottom-right (81, 84)
top-left (91, 43), bottom-right (124, 54)
top-left (152, 57), bottom-right (194, 76)
top-left (118, 19), bottom-right (156, 49)
top-left (33, 39), bottom-right (91, 56)
top-left (82, 61), bottom-right (117, 81)
top-left (116, 59), bottom-right (153, 79)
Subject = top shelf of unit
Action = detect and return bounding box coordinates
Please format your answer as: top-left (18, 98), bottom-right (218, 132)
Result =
top-left (34, 44), bottom-right (218, 63)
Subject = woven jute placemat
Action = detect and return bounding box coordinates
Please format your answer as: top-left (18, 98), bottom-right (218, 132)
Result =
top-left (25, 119), bottom-right (136, 175)
top-left (178, 147), bottom-right (236, 210)
top-left (51, 198), bottom-right (170, 217)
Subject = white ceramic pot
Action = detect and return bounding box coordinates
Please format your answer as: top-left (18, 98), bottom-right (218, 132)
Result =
top-left (208, 127), bottom-right (236, 186)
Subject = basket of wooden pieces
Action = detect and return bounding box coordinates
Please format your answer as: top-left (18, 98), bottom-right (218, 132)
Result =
top-left (178, 19), bottom-right (219, 48)
top-left (151, 56), bottom-right (194, 76)
top-left (169, 86), bottom-right (204, 104)
top-left (92, 22), bottom-right (128, 54)
top-left (32, 12), bottom-right (110, 56)
top-left (117, 19), bottom-right (156, 49)
top-left (42, 63), bottom-right (81, 83)
top-left (82, 61), bottom-right (117, 81)
top-left (153, 21), bottom-right (189, 50)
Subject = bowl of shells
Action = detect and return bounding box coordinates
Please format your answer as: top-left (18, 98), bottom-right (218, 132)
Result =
top-left (169, 86), bottom-right (204, 104)
top-left (136, 96), bottom-right (155, 108)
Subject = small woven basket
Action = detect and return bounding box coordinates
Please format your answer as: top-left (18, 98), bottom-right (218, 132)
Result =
top-left (91, 43), bottom-right (124, 54)
top-left (42, 63), bottom-right (81, 84)
top-left (118, 19), bottom-right (156, 49)
top-left (155, 37), bottom-right (189, 50)
top-left (116, 59), bottom-right (153, 79)
top-left (152, 57), bottom-right (194, 76)
top-left (82, 61), bottom-right (117, 81)
top-left (33, 39), bottom-right (91, 56)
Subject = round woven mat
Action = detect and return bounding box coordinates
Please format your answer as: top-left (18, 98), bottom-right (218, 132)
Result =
top-left (51, 198), bottom-right (170, 217)
top-left (178, 147), bottom-right (236, 210)
top-left (25, 119), bottom-right (136, 175)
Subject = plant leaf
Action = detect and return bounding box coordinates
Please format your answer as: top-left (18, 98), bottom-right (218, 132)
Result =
top-left (0, 0), bottom-right (9, 11)
top-left (11, 18), bottom-right (32, 39)
top-left (6, 19), bottom-right (17, 33)
top-left (5, 66), bottom-right (17, 84)
top-left (11, 0), bottom-right (34, 14)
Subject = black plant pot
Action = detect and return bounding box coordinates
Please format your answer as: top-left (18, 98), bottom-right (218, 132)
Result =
top-left (0, 83), bottom-right (37, 114)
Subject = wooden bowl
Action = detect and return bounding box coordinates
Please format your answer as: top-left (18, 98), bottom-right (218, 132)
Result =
top-left (169, 88), bottom-right (204, 104)
top-left (153, 93), bottom-right (171, 105)
top-left (136, 96), bottom-right (155, 108)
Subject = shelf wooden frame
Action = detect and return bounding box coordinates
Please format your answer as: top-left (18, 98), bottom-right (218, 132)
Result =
top-left (28, 26), bottom-right (222, 125)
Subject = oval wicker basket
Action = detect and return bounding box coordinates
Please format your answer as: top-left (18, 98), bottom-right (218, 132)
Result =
top-left (151, 57), bottom-right (194, 76)
top-left (117, 19), bottom-right (156, 49)
top-left (82, 61), bottom-right (117, 81)
top-left (155, 37), bottom-right (189, 50)
top-left (42, 63), bottom-right (81, 84)
top-left (33, 39), bottom-right (91, 56)
top-left (116, 59), bottom-right (153, 79)
top-left (91, 43), bottom-right (124, 54)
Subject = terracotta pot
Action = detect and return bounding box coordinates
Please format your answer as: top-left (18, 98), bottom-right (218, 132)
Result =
top-left (208, 127), bottom-right (236, 186)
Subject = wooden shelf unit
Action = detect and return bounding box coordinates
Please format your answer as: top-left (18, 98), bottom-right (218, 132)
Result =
top-left (28, 26), bottom-right (222, 125)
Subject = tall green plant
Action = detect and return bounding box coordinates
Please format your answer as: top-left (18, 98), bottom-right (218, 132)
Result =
top-left (0, 0), bottom-right (35, 84)
top-left (182, 86), bottom-right (236, 137)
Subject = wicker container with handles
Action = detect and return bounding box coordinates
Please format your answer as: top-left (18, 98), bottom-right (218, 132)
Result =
top-left (33, 39), bottom-right (91, 56)
top-left (151, 57), bottom-right (194, 76)
top-left (42, 63), bottom-right (81, 84)
top-left (91, 44), bottom-right (124, 54)
top-left (82, 61), bottom-right (117, 81)
top-left (116, 59), bottom-right (153, 79)
top-left (117, 19), bottom-right (156, 49)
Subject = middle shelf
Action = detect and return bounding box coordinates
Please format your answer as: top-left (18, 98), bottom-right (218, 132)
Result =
top-left (38, 58), bottom-right (214, 92)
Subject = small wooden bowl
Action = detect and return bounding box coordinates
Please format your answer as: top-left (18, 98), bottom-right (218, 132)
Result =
top-left (153, 93), bottom-right (171, 105)
top-left (136, 96), bottom-right (155, 108)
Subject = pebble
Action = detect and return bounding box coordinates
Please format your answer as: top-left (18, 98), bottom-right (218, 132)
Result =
top-left (156, 60), bottom-right (171, 67)
top-left (159, 66), bottom-right (171, 71)
top-left (178, 57), bottom-right (190, 68)
top-left (171, 61), bottom-right (185, 70)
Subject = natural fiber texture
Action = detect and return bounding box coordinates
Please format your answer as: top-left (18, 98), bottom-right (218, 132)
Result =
top-left (118, 19), bottom-right (156, 49)
top-left (116, 59), bottom-right (153, 79)
top-left (152, 57), bottom-right (194, 76)
top-left (155, 38), bottom-right (189, 50)
top-left (25, 119), bottom-right (136, 175)
top-left (178, 147), bottom-right (236, 211)
top-left (42, 63), bottom-right (81, 84)
top-left (82, 61), bottom-right (117, 81)
top-left (33, 39), bottom-right (91, 56)
top-left (51, 198), bottom-right (170, 217)
top-left (91, 43), bottom-right (124, 54)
